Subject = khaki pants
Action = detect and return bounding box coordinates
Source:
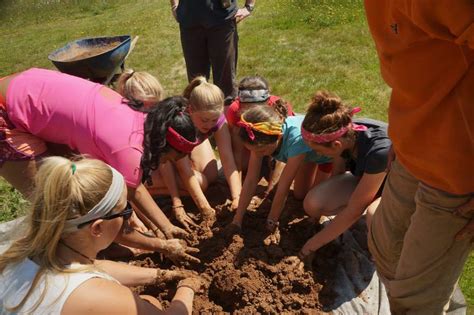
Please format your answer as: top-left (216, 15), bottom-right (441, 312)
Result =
top-left (368, 159), bottom-right (473, 315)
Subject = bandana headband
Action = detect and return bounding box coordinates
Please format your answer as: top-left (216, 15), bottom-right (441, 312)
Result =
top-left (63, 166), bottom-right (125, 233)
top-left (239, 89), bottom-right (270, 103)
top-left (237, 115), bottom-right (283, 141)
top-left (166, 127), bottom-right (200, 153)
top-left (301, 107), bottom-right (368, 143)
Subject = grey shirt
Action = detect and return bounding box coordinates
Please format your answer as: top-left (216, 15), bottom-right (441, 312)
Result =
top-left (345, 118), bottom-right (391, 177)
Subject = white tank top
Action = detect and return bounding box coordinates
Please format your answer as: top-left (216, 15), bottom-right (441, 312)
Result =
top-left (0, 258), bottom-right (117, 314)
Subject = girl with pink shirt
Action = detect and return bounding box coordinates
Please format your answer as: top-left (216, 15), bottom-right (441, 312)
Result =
top-left (0, 68), bottom-right (200, 263)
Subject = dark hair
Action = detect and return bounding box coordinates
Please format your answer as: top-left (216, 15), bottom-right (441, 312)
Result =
top-left (141, 96), bottom-right (197, 184)
top-left (239, 104), bottom-right (286, 146)
top-left (238, 75), bottom-right (270, 91)
top-left (302, 91), bottom-right (355, 146)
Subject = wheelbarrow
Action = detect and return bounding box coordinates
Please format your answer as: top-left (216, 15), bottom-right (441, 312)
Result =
top-left (48, 35), bottom-right (138, 85)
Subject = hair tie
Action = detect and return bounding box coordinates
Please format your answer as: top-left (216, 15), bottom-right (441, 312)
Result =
top-left (71, 163), bottom-right (77, 175)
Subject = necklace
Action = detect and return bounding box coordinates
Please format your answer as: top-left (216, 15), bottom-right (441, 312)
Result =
top-left (59, 241), bottom-right (95, 264)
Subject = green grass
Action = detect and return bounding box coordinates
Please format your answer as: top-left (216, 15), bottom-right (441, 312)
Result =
top-left (0, 0), bottom-right (471, 310)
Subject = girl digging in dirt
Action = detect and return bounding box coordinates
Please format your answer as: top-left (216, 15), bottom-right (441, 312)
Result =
top-left (0, 68), bottom-right (199, 263)
top-left (298, 91), bottom-right (391, 260)
top-left (115, 69), bottom-right (164, 111)
top-left (147, 77), bottom-right (241, 231)
top-left (0, 156), bottom-right (203, 314)
top-left (226, 76), bottom-right (295, 175)
top-left (230, 104), bottom-right (332, 232)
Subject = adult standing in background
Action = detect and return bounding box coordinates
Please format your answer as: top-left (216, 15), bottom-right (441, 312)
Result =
top-left (170, 0), bottom-right (256, 103)
top-left (364, 1), bottom-right (473, 314)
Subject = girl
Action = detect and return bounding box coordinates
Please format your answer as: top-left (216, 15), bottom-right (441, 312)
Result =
top-left (298, 91), bottom-right (391, 259)
top-left (0, 68), bottom-right (198, 261)
top-left (231, 104), bottom-right (332, 231)
top-left (0, 156), bottom-right (202, 314)
top-left (147, 76), bottom-right (241, 230)
top-left (226, 76), bottom-right (295, 173)
top-left (115, 69), bottom-right (164, 110)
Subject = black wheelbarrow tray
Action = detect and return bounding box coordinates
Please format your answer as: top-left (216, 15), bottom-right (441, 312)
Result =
top-left (48, 35), bottom-right (133, 84)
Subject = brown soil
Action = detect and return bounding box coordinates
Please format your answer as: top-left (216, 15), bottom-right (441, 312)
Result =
top-left (129, 179), bottom-right (341, 314)
top-left (54, 41), bottom-right (122, 62)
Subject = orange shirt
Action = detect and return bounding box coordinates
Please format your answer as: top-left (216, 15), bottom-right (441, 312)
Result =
top-left (364, 0), bottom-right (474, 195)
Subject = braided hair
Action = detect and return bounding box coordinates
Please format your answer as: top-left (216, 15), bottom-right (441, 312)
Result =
top-left (141, 96), bottom-right (197, 184)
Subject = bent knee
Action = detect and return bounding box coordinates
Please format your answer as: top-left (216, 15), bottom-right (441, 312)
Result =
top-left (303, 194), bottom-right (323, 218)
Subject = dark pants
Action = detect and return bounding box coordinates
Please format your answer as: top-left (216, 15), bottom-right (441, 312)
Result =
top-left (180, 19), bottom-right (238, 99)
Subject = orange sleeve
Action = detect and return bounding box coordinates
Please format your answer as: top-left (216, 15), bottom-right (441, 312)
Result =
top-left (402, 0), bottom-right (474, 49)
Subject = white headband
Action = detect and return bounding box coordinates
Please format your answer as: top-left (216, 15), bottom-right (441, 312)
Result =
top-left (239, 89), bottom-right (270, 103)
top-left (63, 166), bottom-right (125, 233)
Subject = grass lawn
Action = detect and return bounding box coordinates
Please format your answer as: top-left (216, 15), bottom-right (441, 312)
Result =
top-left (0, 0), bottom-right (472, 310)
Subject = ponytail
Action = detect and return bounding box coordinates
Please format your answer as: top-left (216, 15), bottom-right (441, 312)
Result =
top-left (0, 156), bottom-right (114, 312)
top-left (116, 69), bottom-right (164, 112)
top-left (183, 76), bottom-right (224, 113)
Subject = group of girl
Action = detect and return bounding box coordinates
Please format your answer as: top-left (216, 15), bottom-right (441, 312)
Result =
top-left (0, 67), bottom-right (391, 313)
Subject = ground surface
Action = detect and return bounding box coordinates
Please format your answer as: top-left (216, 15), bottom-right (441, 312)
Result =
top-left (129, 180), bottom-right (343, 314)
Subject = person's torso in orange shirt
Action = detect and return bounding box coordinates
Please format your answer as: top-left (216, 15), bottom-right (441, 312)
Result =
top-left (364, 0), bottom-right (474, 194)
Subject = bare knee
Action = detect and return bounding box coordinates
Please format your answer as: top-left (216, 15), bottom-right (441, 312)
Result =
top-left (303, 193), bottom-right (323, 218)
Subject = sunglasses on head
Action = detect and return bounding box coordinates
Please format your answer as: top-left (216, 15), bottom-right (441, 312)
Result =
top-left (77, 202), bottom-right (134, 229)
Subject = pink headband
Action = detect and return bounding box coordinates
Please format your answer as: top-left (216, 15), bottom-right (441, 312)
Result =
top-left (301, 107), bottom-right (368, 143)
top-left (166, 127), bottom-right (199, 153)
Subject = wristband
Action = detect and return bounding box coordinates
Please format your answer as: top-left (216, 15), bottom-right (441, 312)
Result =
top-left (171, 205), bottom-right (184, 209)
top-left (177, 283), bottom-right (196, 292)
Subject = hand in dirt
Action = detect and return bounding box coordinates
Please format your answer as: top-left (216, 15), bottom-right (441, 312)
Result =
top-left (285, 255), bottom-right (309, 272)
top-left (265, 218), bottom-right (279, 233)
top-left (201, 206), bottom-right (216, 228)
top-left (163, 239), bottom-right (201, 265)
top-left (156, 269), bottom-right (199, 283)
top-left (297, 248), bottom-right (316, 271)
top-left (263, 225), bottom-right (281, 246)
top-left (177, 276), bottom-right (206, 293)
top-left (173, 205), bottom-right (199, 232)
top-left (162, 225), bottom-right (189, 240)
top-left (222, 222), bottom-right (242, 239)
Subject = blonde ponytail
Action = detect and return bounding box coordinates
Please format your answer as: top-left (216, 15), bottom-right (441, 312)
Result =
top-left (183, 76), bottom-right (224, 113)
top-left (0, 156), bottom-right (114, 311)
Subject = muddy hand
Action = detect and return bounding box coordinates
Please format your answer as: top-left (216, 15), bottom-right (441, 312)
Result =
top-left (297, 248), bottom-right (316, 271)
top-left (173, 205), bottom-right (199, 232)
top-left (201, 206), bottom-right (216, 228)
top-left (163, 239), bottom-right (200, 265)
top-left (263, 225), bottom-right (281, 246)
top-left (163, 225), bottom-right (189, 240)
top-left (177, 276), bottom-right (206, 293)
top-left (223, 221), bottom-right (242, 239)
top-left (158, 269), bottom-right (198, 282)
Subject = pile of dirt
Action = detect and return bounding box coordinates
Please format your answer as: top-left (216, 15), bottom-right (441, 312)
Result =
top-left (130, 180), bottom-right (343, 314)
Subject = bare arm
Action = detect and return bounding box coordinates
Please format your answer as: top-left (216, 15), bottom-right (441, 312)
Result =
top-left (231, 152), bottom-right (263, 226)
top-left (159, 162), bottom-right (185, 208)
top-left (266, 155), bottom-right (305, 225)
top-left (230, 125), bottom-right (244, 174)
top-left (300, 172), bottom-right (386, 254)
top-left (215, 123), bottom-right (242, 204)
top-left (128, 184), bottom-right (187, 239)
top-left (175, 156), bottom-right (212, 212)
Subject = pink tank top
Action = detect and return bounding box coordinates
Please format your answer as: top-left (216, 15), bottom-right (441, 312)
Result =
top-left (6, 68), bottom-right (145, 187)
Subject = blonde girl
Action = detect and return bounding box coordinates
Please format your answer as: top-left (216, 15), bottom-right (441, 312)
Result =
top-left (148, 76), bottom-right (241, 230)
top-left (116, 69), bottom-right (164, 110)
top-left (0, 156), bottom-right (202, 314)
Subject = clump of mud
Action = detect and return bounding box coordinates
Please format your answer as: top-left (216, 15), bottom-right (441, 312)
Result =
top-left (130, 180), bottom-right (337, 314)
